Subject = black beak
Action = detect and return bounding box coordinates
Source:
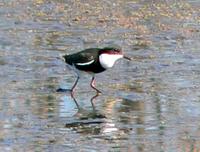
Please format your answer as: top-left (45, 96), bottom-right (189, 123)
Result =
top-left (123, 55), bottom-right (132, 61)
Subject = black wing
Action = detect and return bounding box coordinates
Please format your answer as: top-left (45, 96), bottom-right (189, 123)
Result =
top-left (63, 48), bottom-right (100, 66)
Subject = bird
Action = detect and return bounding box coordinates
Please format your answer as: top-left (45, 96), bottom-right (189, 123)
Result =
top-left (57, 47), bottom-right (131, 95)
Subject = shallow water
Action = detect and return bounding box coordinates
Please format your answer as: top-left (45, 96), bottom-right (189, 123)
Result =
top-left (0, 0), bottom-right (200, 151)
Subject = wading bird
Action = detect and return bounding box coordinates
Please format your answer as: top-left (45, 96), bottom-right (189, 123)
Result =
top-left (58, 47), bottom-right (131, 94)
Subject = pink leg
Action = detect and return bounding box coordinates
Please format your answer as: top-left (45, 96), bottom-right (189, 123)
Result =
top-left (90, 76), bottom-right (101, 94)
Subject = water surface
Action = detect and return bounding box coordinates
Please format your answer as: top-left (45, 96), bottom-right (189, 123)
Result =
top-left (0, 0), bottom-right (200, 151)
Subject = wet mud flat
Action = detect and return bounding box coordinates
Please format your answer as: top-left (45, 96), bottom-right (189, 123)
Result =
top-left (0, 0), bottom-right (200, 151)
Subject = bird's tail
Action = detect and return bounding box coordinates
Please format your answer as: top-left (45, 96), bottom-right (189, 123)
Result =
top-left (58, 54), bottom-right (67, 62)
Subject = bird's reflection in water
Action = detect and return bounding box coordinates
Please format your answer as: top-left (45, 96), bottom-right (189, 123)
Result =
top-left (64, 92), bottom-right (106, 132)
top-left (70, 92), bottom-right (106, 119)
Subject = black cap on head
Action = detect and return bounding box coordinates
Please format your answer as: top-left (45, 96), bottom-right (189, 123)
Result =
top-left (100, 46), bottom-right (132, 60)
top-left (100, 46), bottom-right (122, 55)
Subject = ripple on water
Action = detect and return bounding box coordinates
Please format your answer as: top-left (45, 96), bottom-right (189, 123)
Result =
top-left (0, 0), bottom-right (200, 151)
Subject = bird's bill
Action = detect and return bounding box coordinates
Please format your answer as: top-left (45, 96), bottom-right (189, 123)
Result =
top-left (123, 55), bottom-right (132, 61)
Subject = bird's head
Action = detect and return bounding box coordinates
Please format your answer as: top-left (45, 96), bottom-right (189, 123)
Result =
top-left (99, 47), bottom-right (131, 69)
top-left (100, 47), bottom-right (122, 55)
top-left (99, 47), bottom-right (132, 60)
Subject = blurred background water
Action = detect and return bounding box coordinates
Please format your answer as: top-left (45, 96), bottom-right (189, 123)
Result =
top-left (0, 0), bottom-right (200, 151)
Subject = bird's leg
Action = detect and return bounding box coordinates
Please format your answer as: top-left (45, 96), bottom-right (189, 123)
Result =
top-left (57, 65), bottom-right (80, 93)
top-left (71, 76), bottom-right (79, 95)
top-left (90, 92), bottom-right (100, 111)
top-left (90, 76), bottom-right (101, 94)
top-left (57, 74), bottom-right (80, 93)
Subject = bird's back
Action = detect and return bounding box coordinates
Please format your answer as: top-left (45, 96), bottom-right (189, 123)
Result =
top-left (63, 48), bottom-right (99, 64)
top-left (63, 48), bottom-right (106, 73)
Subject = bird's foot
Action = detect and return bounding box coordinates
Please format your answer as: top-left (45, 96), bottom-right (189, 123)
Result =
top-left (94, 89), bottom-right (102, 95)
top-left (56, 88), bottom-right (72, 93)
top-left (96, 90), bottom-right (102, 95)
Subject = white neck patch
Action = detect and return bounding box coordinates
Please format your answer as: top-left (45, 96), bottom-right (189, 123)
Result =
top-left (99, 54), bottom-right (123, 69)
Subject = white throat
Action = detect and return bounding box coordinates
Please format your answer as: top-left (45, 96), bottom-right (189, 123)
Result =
top-left (99, 54), bottom-right (123, 69)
